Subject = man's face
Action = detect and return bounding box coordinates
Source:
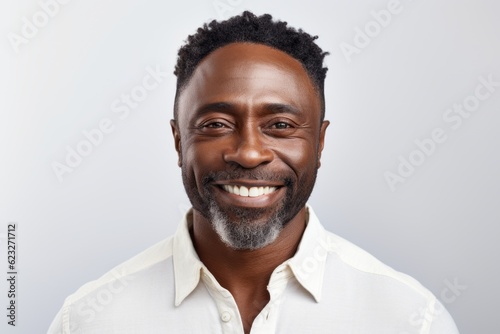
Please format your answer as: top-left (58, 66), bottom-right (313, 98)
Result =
top-left (172, 42), bottom-right (328, 250)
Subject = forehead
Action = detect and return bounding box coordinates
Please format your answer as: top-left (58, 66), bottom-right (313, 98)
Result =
top-left (177, 42), bottom-right (321, 123)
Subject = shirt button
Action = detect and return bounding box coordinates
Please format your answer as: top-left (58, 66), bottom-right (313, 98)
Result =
top-left (221, 311), bottom-right (231, 322)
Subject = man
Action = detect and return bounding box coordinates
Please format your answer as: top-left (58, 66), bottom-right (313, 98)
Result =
top-left (48, 11), bottom-right (459, 333)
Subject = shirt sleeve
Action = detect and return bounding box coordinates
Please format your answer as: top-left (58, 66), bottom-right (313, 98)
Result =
top-left (47, 307), bottom-right (63, 334)
top-left (426, 300), bottom-right (460, 334)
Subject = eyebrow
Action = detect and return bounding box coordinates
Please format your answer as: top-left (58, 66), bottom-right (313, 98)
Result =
top-left (194, 102), bottom-right (233, 116)
top-left (194, 102), bottom-right (301, 117)
top-left (264, 103), bottom-right (301, 115)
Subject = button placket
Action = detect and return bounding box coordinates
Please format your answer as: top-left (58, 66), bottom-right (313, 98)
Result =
top-left (221, 311), bottom-right (231, 322)
top-left (246, 266), bottom-right (292, 333)
top-left (201, 268), bottom-right (244, 333)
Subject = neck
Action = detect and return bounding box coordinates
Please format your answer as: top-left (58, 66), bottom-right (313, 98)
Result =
top-left (191, 207), bottom-right (307, 291)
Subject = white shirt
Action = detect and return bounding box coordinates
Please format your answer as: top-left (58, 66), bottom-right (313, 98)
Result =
top-left (48, 206), bottom-right (459, 333)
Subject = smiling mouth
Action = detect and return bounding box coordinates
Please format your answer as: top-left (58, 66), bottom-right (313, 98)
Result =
top-left (221, 185), bottom-right (279, 197)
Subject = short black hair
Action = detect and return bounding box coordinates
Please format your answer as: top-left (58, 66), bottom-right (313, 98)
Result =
top-left (173, 10), bottom-right (329, 121)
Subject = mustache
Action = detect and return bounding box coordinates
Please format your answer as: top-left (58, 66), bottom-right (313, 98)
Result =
top-left (202, 168), bottom-right (293, 186)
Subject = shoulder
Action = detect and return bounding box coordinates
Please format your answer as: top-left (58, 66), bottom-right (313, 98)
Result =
top-left (70, 235), bottom-right (174, 302)
top-left (324, 229), bottom-right (432, 297)
top-left (48, 236), bottom-right (175, 334)
top-left (320, 230), bottom-right (459, 333)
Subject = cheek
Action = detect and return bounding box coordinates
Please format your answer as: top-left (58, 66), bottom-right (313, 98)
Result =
top-left (182, 140), bottom-right (225, 180)
top-left (273, 138), bottom-right (318, 176)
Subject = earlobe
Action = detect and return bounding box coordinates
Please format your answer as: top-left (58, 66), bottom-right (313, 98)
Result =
top-left (317, 120), bottom-right (330, 169)
top-left (177, 152), bottom-right (182, 167)
top-left (170, 119), bottom-right (182, 167)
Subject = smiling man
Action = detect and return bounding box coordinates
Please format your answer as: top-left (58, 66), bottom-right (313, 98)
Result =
top-left (48, 11), bottom-right (459, 334)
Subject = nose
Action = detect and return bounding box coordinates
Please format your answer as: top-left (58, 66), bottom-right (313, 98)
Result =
top-left (223, 127), bottom-right (273, 169)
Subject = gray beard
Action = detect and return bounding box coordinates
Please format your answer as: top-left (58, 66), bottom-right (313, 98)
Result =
top-left (208, 201), bottom-right (285, 250)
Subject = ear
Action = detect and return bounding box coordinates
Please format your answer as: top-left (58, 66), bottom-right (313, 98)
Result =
top-left (317, 120), bottom-right (330, 168)
top-left (170, 119), bottom-right (182, 167)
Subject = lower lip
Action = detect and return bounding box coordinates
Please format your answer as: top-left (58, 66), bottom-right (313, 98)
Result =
top-left (213, 185), bottom-right (285, 208)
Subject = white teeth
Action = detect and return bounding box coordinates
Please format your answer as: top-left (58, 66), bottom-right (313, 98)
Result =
top-left (222, 185), bottom-right (277, 197)
top-left (249, 187), bottom-right (259, 197)
top-left (240, 186), bottom-right (249, 196)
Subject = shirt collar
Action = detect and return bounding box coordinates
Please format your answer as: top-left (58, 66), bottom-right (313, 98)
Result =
top-left (173, 205), bottom-right (329, 306)
top-left (286, 205), bottom-right (329, 303)
top-left (172, 209), bottom-right (204, 306)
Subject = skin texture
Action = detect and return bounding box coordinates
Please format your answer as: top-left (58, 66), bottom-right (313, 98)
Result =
top-left (171, 42), bottom-right (329, 334)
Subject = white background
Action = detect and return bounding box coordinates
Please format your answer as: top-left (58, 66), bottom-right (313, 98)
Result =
top-left (1, 0), bottom-right (499, 332)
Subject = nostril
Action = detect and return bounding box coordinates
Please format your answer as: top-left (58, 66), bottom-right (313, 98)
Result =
top-left (223, 141), bottom-right (273, 168)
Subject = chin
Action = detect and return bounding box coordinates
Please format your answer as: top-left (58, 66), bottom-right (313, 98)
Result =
top-left (208, 201), bottom-right (285, 250)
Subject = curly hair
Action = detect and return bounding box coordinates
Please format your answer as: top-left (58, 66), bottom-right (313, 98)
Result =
top-left (173, 11), bottom-right (329, 120)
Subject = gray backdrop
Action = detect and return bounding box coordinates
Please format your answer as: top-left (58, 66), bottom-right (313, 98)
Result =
top-left (1, 0), bottom-right (498, 332)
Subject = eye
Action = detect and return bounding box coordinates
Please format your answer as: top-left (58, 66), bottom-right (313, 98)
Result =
top-left (204, 122), bottom-right (226, 128)
top-left (195, 119), bottom-right (233, 136)
top-left (272, 122), bottom-right (292, 129)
